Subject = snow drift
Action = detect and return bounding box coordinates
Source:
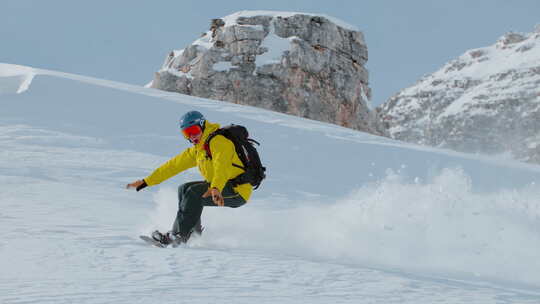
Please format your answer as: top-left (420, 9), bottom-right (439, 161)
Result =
top-left (0, 63), bottom-right (36, 94)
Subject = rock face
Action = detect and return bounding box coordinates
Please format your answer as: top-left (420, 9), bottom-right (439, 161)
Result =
top-left (151, 11), bottom-right (387, 136)
top-left (378, 26), bottom-right (540, 164)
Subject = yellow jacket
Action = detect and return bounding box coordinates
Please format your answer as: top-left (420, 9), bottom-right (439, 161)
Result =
top-left (144, 121), bottom-right (252, 201)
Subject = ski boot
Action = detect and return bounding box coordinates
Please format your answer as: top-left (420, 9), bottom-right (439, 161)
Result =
top-left (151, 230), bottom-right (173, 246)
top-left (152, 230), bottom-right (193, 247)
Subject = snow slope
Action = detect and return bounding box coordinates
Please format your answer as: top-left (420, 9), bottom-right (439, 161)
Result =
top-left (2, 63), bottom-right (540, 303)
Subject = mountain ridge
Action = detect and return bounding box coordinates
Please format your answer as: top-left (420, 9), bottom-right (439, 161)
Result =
top-left (378, 25), bottom-right (540, 164)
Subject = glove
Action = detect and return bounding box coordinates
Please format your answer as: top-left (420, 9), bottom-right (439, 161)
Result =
top-left (136, 180), bottom-right (148, 192)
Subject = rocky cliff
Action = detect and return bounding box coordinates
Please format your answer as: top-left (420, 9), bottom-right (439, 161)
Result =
top-left (150, 11), bottom-right (387, 136)
top-left (378, 26), bottom-right (540, 164)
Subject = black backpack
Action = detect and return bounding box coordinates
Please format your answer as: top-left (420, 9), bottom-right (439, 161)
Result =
top-left (204, 124), bottom-right (266, 190)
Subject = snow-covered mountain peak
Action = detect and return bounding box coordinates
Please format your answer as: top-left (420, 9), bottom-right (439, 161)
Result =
top-left (496, 31), bottom-right (528, 48)
top-left (379, 25), bottom-right (540, 164)
top-left (150, 10), bottom-right (386, 136)
top-left (417, 29), bottom-right (540, 84)
top-left (219, 10), bottom-right (360, 31)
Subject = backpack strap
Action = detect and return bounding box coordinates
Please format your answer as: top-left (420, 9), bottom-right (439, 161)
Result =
top-left (203, 129), bottom-right (224, 159)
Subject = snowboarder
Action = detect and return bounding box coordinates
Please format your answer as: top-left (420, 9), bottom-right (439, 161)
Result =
top-left (127, 111), bottom-right (253, 246)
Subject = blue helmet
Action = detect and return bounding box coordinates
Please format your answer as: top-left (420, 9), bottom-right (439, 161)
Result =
top-left (179, 111), bottom-right (205, 130)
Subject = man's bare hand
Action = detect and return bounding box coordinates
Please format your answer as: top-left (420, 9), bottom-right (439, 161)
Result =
top-left (202, 187), bottom-right (224, 206)
top-left (126, 179), bottom-right (146, 191)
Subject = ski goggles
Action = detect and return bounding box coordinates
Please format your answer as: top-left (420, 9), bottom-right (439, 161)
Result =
top-left (182, 124), bottom-right (202, 138)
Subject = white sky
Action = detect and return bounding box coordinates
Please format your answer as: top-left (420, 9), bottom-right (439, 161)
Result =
top-left (1, 0), bottom-right (538, 105)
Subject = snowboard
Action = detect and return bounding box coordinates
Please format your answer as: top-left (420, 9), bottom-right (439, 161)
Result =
top-left (139, 235), bottom-right (167, 248)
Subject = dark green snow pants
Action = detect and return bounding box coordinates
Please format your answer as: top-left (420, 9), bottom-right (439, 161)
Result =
top-left (172, 181), bottom-right (246, 236)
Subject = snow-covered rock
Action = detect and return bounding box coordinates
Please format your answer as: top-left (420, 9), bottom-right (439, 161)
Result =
top-left (151, 11), bottom-right (387, 136)
top-left (378, 26), bottom-right (540, 164)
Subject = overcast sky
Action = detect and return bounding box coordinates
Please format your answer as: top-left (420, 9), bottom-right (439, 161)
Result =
top-left (1, 0), bottom-right (538, 105)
